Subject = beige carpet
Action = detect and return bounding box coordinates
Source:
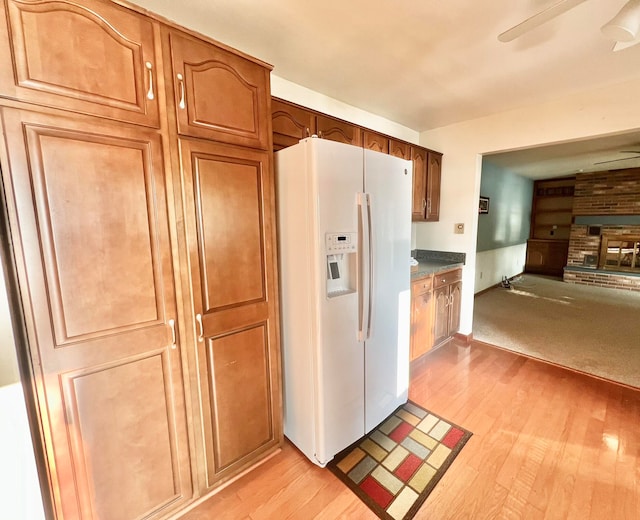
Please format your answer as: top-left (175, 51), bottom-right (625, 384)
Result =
top-left (473, 274), bottom-right (640, 388)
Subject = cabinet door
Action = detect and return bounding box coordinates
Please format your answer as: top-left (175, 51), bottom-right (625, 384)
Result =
top-left (363, 130), bottom-right (389, 154)
top-left (0, 0), bottom-right (160, 127)
top-left (411, 146), bottom-right (427, 220)
top-left (271, 98), bottom-right (314, 150)
top-left (426, 152), bottom-right (442, 221)
top-left (167, 29), bottom-right (270, 149)
top-left (433, 285), bottom-right (450, 347)
top-left (448, 281), bottom-right (462, 336)
top-left (179, 138), bottom-right (281, 489)
top-left (316, 114), bottom-right (362, 146)
top-left (1, 108), bottom-right (192, 519)
top-left (410, 279), bottom-right (434, 361)
top-left (390, 139), bottom-right (411, 160)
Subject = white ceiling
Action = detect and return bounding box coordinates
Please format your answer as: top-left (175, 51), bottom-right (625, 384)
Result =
top-left (130, 0), bottom-right (640, 177)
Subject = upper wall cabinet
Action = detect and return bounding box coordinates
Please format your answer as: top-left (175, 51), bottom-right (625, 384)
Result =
top-left (362, 130), bottom-right (389, 154)
top-left (272, 98), bottom-right (314, 150)
top-left (411, 146), bottom-right (427, 220)
top-left (0, 0), bottom-right (161, 127)
top-left (166, 29), bottom-right (270, 149)
top-left (389, 139), bottom-right (411, 160)
top-left (412, 148), bottom-right (441, 222)
top-left (270, 98), bottom-right (441, 220)
top-left (316, 114), bottom-right (361, 146)
top-left (425, 151), bottom-right (442, 221)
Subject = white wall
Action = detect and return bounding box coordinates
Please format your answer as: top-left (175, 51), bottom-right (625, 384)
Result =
top-left (475, 244), bottom-right (527, 293)
top-left (0, 268), bottom-right (46, 520)
top-left (417, 77), bottom-right (640, 335)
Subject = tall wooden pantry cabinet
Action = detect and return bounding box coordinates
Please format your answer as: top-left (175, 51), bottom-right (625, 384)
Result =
top-left (0, 0), bottom-right (282, 518)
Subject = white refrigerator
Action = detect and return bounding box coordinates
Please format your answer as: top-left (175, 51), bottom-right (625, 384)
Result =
top-left (275, 137), bottom-right (412, 467)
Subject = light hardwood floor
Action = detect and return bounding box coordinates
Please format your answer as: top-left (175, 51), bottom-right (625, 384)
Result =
top-left (180, 341), bottom-right (640, 519)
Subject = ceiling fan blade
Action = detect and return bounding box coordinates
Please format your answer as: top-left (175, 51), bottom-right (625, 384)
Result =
top-left (594, 155), bottom-right (640, 165)
top-left (613, 38), bottom-right (640, 51)
top-left (498, 0), bottom-right (588, 42)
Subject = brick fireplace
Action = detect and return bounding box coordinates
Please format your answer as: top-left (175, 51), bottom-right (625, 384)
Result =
top-left (564, 168), bottom-right (640, 292)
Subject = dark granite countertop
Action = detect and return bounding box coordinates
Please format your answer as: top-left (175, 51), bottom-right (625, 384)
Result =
top-left (410, 249), bottom-right (465, 280)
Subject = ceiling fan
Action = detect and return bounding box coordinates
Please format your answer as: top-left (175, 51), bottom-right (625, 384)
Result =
top-left (498, 0), bottom-right (640, 51)
top-left (594, 150), bottom-right (640, 165)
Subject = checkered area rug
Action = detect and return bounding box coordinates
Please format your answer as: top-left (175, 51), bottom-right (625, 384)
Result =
top-left (327, 401), bottom-right (472, 520)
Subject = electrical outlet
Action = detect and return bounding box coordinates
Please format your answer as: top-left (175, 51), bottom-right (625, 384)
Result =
top-left (454, 223), bottom-right (464, 234)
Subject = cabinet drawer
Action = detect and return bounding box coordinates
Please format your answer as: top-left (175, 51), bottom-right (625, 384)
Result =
top-left (411, 275), bottom-right (433, 295)
top-left (433, 268), bottom-right (462, 288)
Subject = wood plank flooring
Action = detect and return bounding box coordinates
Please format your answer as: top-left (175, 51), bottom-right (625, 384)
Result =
top-left (179, 340), bottom-right (640, 519)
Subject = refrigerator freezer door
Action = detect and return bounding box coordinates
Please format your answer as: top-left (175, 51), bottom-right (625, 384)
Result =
top-left (276, 138), bottom-right (368, 466)
top-left (363, 150), bottom-right (412, 432)
top-left (313, 138), bottom-right (366, 464)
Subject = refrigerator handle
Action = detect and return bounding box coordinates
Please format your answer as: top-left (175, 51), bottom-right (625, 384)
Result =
top-left (365, 195), bottom-right (374, 340)
top-left (357, 193), bottom-right (370, 342)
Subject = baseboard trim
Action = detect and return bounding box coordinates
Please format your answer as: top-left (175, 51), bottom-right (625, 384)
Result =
top-left (453, 332), bottom-right (473, 345)
top-left (474, 272), bottom-right (524, 297)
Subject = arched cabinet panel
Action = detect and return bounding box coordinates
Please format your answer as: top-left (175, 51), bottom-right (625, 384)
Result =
top-left (0, 0), bottom-right (161, 126)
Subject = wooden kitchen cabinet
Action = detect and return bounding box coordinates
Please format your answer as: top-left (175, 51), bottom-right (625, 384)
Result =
top-left (412, 147), bottom-right (442, 222)
top-left (410, 275), bottom-right (434, 361)
top-left (433, 269), bottom-right (462, 347)
top-left (410, 268), bottom-right (461, 361)
top-left (165, 25), bottom-right (281, 494)
top-left (166, 28), bottom-right (270, 149)
top-left (272, 98), bottom-right (315, 150)
top-left (178, 138), bottom-right (281, 488)
top-left (0, 2), bottom-right (283, 518)
top-left (316, 114), bottom-right (362, 146)
top-left (0, 107), bottom-right (193, 520)
top-left (411, 146), bottom-right (428, 220)
top-left (363, 130), bottom-right (389, 154)
top-left (0, 0), bottom-right (161, 127)
top-left (390, 139), bottom-right (411, 160)
top-left (426, 151), bottom-right (442, 221)
top-left (269, 101), bottom-right (441, 215)
top-left (525, 239), bottom-right (569, 276)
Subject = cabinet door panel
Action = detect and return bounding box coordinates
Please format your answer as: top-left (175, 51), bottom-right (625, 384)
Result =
top-left (316, 114), bottom-right (361, 146)
top-left (448, 281), bottom-right (462, 336)
top-left (410, 281), bottom-right (434, 361)
top-left (390, 139), bottom-right (411, 160)
top-left (272, 98), bottom-right (314, 150)
top-left (433, 285), bottom-right (450, 347)
top-left (426, 152), bottom-right (442, 221)
top-left (168, 29), bottom-right (270, 149)
top-left (0, 0), bottom-right (160, 127)
top-left (208, 325), bottom-right (273, 471)
top-left (1, 108), bottom-right (191, 519)
top-left (363, 130), bottom-right (389, 154)
top-left (411, 147), bottom-right (427, 220)
top-left (179, 138), bottom-right (281, 488)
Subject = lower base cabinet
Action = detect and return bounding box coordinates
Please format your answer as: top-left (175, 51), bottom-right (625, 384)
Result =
top-left (410, 275), bottom-right (434, 360)
top-left (411, 268), bottom-right (462, 361)
top-left (525, 239), bottom-right (569, 276)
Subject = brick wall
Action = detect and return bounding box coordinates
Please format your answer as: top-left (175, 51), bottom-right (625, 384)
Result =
top-left (564, 269), bottom-right (640, 291)
top-left (572, 168), bottom-right (640, 215)
top-left (566, 224), bottom-right (640, 267)
top-left (564, 168), bottom-right (640, 292)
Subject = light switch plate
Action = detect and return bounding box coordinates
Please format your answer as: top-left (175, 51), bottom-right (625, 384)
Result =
top-left (454, 223), bottom-right (464, 234)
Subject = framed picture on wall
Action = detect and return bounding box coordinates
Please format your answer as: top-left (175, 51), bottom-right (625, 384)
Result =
top-left (479, 196), bottom-right (490, 214)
